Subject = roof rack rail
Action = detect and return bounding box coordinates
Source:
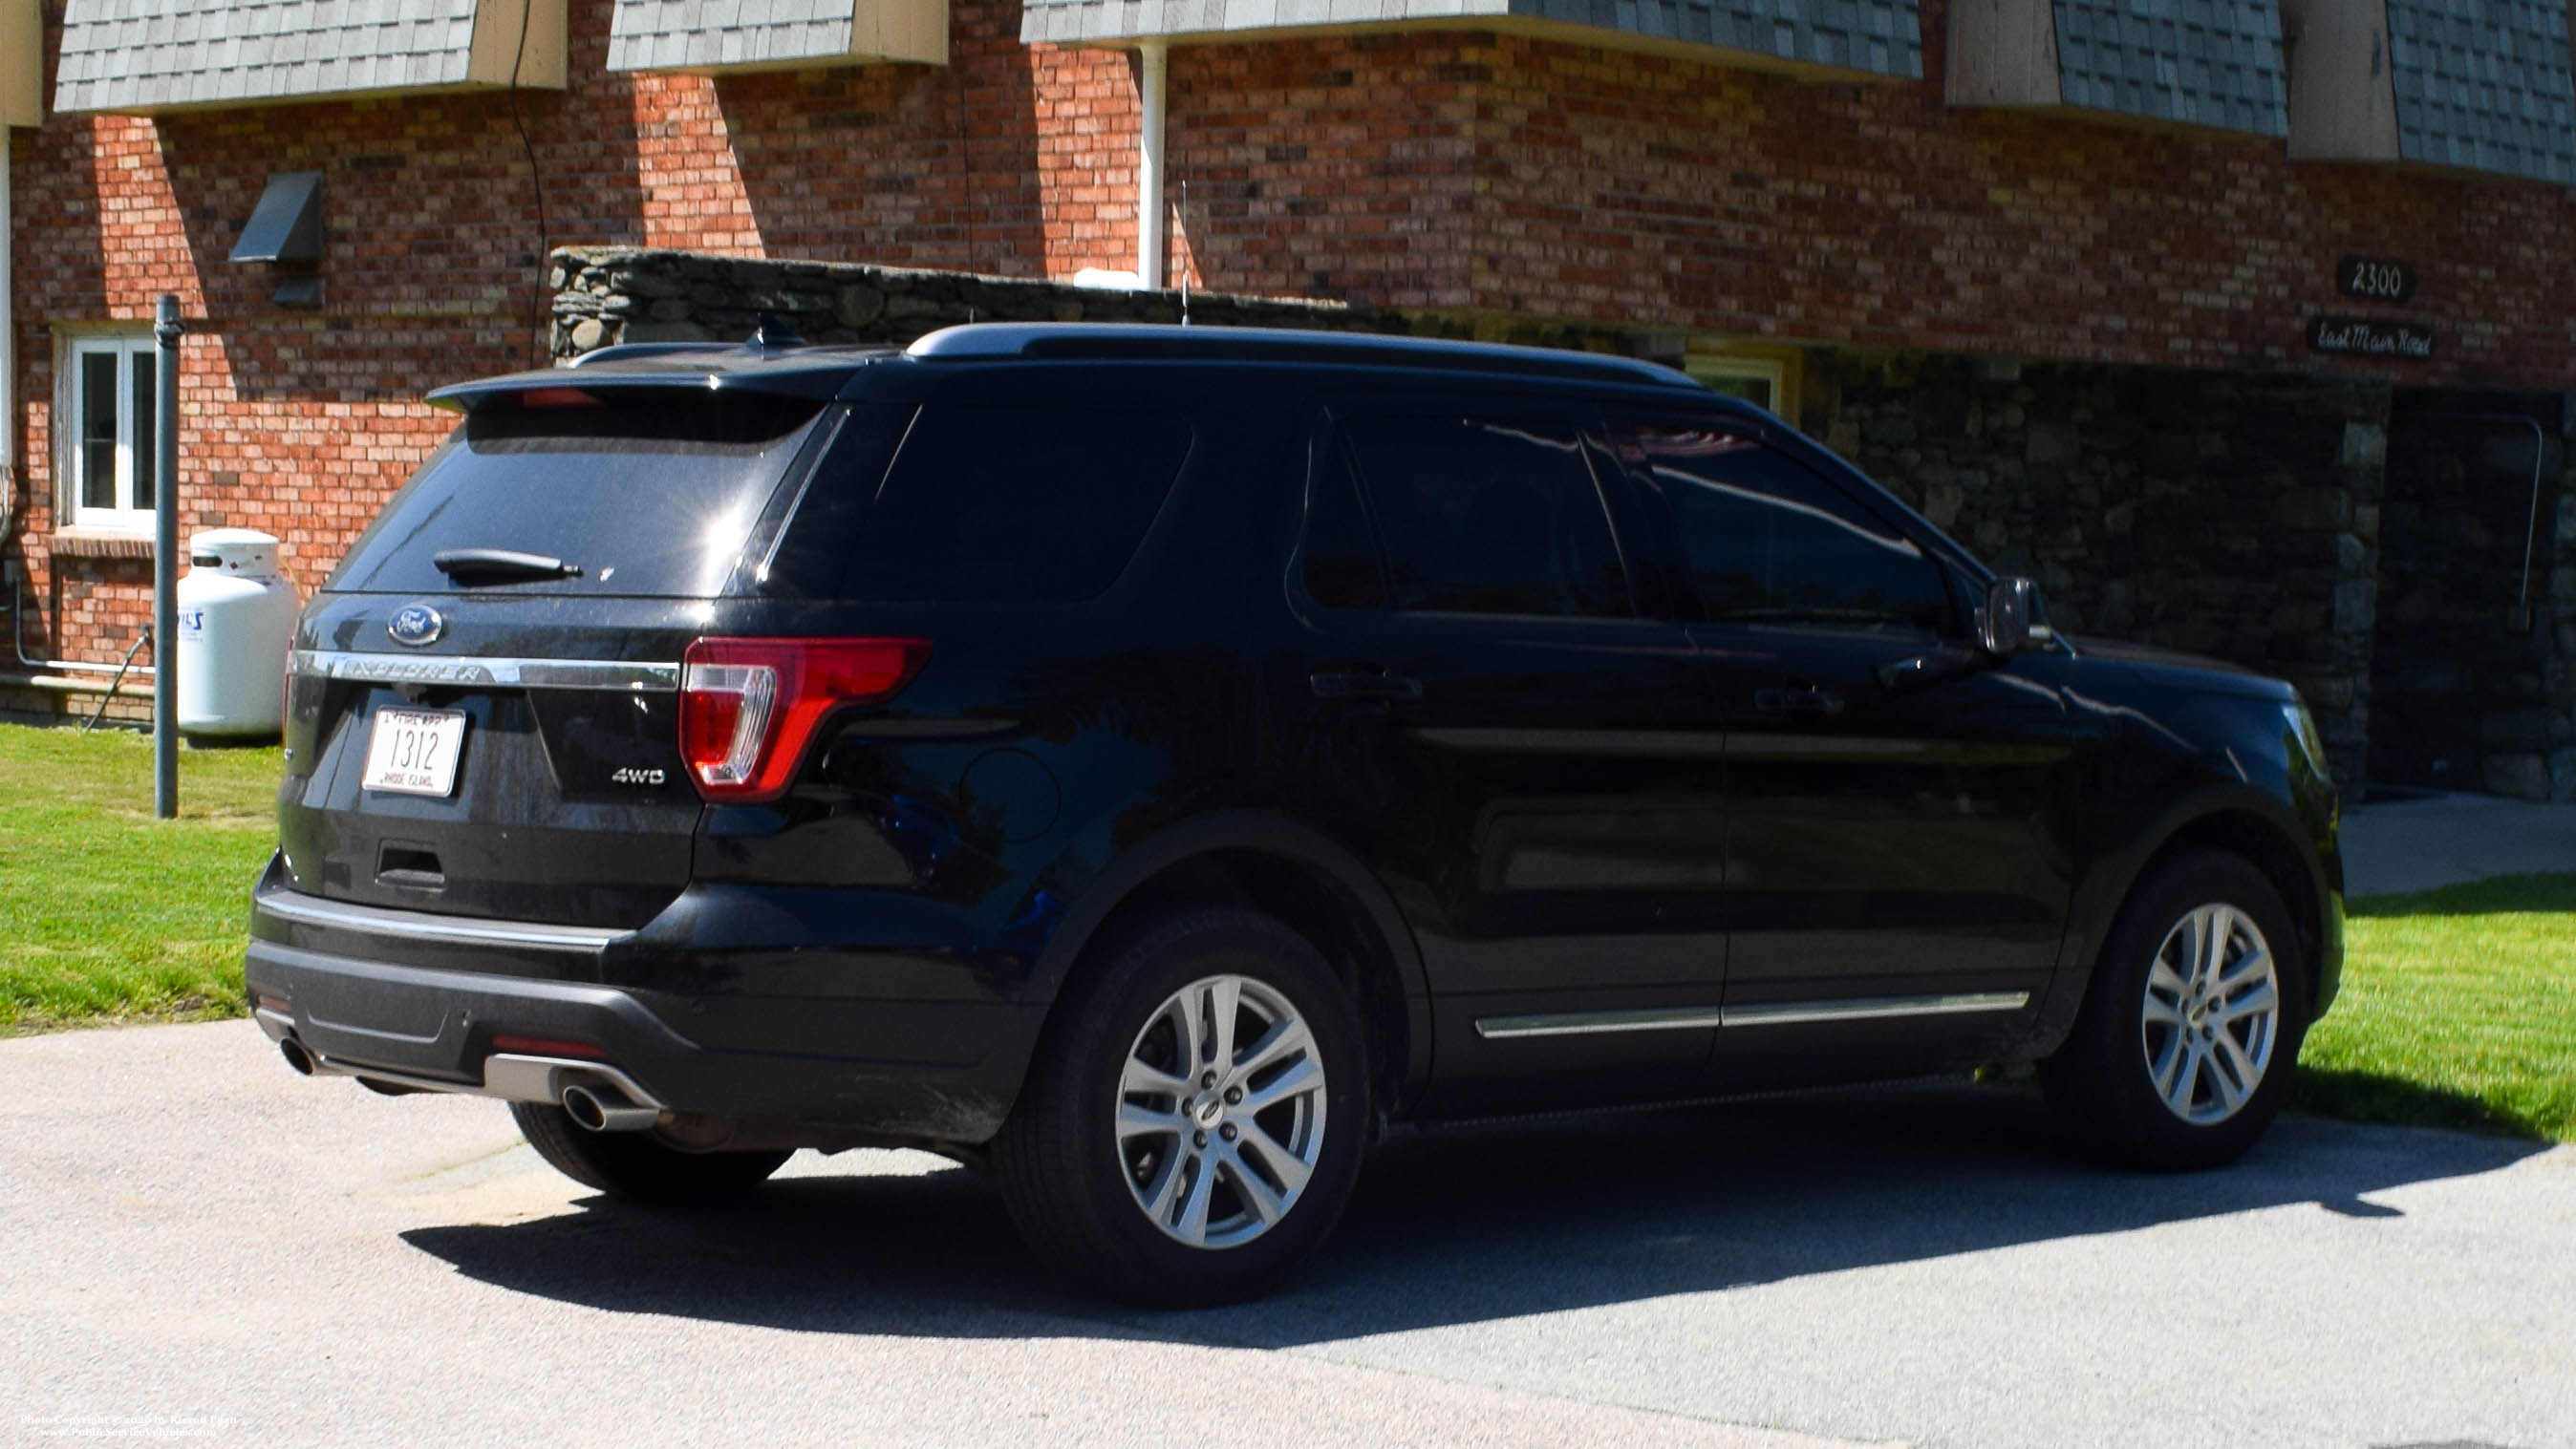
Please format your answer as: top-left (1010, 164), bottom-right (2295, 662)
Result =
top-left (904, 323), bottom-right (1699, 391)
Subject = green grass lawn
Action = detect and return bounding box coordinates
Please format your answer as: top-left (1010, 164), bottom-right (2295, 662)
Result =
top-left (2, 715), bottom-right (2571, 1142)
top-left (2294, 873), bottom-right (2576, 1141)
top-left (0, 722), bottom-right (280, 1034)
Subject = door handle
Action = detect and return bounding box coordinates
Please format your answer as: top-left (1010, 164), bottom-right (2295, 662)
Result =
top-left (1311, 671), bottom-right (1425, 702)
top-left (1753, 685), bottom-right (1844, 718)
top-left (1876, 650), bottom-right (1975, 693)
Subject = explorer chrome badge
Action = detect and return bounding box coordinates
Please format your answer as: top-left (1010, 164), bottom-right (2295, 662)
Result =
top-left (386, 604), bottom-right (445, 648)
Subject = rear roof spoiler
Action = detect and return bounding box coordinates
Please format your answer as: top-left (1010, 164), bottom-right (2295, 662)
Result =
top-left (424, 344), bottom-right (894, 412)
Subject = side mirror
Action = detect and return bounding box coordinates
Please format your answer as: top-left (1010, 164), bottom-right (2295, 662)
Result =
top-left (1978, 576), bottom-right (2037, 655)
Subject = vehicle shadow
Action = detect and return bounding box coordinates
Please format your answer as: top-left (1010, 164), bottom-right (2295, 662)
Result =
top-left (399, 1082), bottom-right (2546, 1346)
top-left (2287, 1065), bottom-right (2554, 1140)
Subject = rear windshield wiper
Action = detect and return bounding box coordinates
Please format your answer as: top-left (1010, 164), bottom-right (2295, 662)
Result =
top-left (432, 548), bottom-right (585, 585)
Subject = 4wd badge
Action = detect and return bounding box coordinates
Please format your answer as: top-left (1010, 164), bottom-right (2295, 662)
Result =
top-left (611, 767), bottom-right (666, 786)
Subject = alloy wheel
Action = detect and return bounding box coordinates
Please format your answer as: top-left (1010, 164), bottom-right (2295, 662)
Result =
top-left (2139, 904), bottom-right (2282, 1126)
top-left (1115, 973), bottom-right (1329, 1250)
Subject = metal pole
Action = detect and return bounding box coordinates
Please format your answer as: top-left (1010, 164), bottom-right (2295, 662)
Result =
top-left (152, 295), bottom-right (181, 819)
top-left (2410, 413), bottom-right (2551, 633)
top-left (1136, 41), bottom-right (1167, 288)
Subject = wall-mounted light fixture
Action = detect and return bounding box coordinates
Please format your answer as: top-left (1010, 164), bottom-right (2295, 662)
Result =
top-left (230, 171), bottom-right (324, 308)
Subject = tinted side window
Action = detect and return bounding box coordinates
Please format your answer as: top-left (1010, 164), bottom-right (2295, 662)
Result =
top-left (1623, 426), bottom-right (1950, 636)
top-left (840, 405), bottom-right (1191, 603)
top-left (1300, 440), bottom-right (1389, 610)
top-left (1342, 413), bottom-right (1628, 618)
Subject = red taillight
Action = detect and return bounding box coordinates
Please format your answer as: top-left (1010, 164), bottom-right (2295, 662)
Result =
top-left (678, 637), bottom-right (931, 802)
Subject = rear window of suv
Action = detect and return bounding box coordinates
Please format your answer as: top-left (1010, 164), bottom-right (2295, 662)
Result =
top-left (327, 389), bottom-right (829, 598)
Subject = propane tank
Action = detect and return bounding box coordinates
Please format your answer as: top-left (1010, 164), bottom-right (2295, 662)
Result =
top-left (175, 529), bottom-right (299, 737)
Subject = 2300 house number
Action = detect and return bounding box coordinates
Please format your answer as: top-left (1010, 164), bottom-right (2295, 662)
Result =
top-left (2335, 256), bottom-right (2415, 304)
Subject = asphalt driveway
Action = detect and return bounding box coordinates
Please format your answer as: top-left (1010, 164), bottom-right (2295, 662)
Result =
top-left (3, 1020), bottom-right (2568, 1448)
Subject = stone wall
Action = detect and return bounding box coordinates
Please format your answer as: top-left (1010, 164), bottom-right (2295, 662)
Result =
top-left (2553, 431), bottom-right (2576, 798)
top-left (546, 246), bottom-right (1417, 358)
top-left (2368, 394), bottom-right (2576, 800)
top-left (1800, 353), bottom-right (2390, 788)
top-left (545, 248), bottom-right (2576, 800)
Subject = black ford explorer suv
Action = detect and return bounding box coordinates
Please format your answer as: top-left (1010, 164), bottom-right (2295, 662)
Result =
top-left (249, 323), bottom-right (2342, 1305)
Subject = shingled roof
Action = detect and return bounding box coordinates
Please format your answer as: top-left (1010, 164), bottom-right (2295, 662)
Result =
top-left (606, 0), bottom-right (855, 72)
top-left (604, 0), bottom-right (945, 73)
top-left (53, 0), bottom-right (553, 115)
top-left (2385, 0), bottom-right (2575, 183)
top-left (2050, 0), bottom-right (2287, 136)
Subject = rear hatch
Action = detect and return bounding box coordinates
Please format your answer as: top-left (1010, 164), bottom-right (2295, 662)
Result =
top-left (278, 383), bottom-right (841, 931)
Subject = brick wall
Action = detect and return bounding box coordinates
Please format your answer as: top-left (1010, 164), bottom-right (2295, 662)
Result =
top-left (1450, 11), bottom-right (2576, 383)
top-left (3, 0), bottom-right (1134, 669)
top-left (621, 11), bottom-right (1136, 272)
top-left (8, 0), bottom-right (2576, 749)
top-left (1164, 34), bottom-right (1483, 310)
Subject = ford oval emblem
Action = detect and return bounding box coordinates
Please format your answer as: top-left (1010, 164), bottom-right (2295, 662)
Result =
top-left (387, 604), bottom-right (445, 648)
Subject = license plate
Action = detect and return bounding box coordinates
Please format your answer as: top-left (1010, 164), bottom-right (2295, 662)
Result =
top-left (361, 708), bottom-right (468, 798)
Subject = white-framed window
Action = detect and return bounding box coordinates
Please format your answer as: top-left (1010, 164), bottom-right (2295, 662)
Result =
top-left (61, 332), bottom-right (161, 531)
top-left (1686, 353), bottom-right (1791, 415)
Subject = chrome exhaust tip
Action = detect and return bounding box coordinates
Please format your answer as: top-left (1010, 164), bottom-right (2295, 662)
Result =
top-left (278, 1037), bottom-right (316, 1076)
top-left (561, 1081), bottom-right (660, 1133)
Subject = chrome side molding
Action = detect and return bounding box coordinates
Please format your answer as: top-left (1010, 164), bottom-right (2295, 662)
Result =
top-left (1473, 991), bottom-right (2030, 1041)
top-left (1718, 991), bottom-right (2031, 1028)
top-left (1473, 1006), bottom-right (1729, 1040)
top-left (288, 650), bottom-right (680, 693)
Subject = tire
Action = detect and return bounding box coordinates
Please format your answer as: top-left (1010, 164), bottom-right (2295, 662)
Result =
top-left (509, 1101), bottom-right (791, 1203)
top-left (2040, 849), bottom-right (2309, 1170)
top-left (995, 907), bottom-right (1373, 1308)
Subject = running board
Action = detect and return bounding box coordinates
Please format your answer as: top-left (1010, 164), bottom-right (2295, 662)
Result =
top-left (1473, 991), bottom-right (2030, 1041)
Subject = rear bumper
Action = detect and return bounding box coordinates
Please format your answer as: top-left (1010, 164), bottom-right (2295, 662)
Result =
top-left (245, 864), bottom-right (1043, 1143)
